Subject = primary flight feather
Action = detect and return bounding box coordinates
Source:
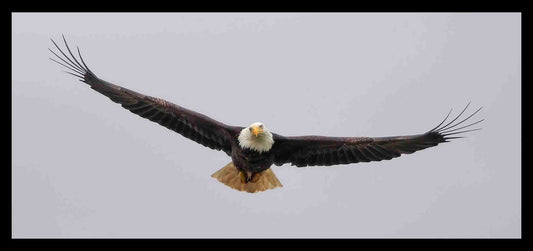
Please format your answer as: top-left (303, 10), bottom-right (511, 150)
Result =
top-left (50, 36), bottom-right (483, 193)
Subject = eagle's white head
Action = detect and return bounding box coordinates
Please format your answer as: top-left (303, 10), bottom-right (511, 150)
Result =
top-left (238, 122), bottom-right (274, 153)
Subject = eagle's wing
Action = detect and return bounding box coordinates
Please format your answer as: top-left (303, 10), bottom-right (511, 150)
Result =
top-left (50, 36), bottom-right (240, 156)
top-left (271, 104), bottom-right (483, 167)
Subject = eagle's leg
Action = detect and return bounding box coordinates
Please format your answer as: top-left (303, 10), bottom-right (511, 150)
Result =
top-left (240, 171), bottom-right (256, 183)
top-left (250, 172), bottom-right (261, 183)
top-left (238, 171), bottom-right (246, 183)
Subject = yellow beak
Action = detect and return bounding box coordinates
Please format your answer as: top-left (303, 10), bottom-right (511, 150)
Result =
top-left (251, 126), bottom-right (264, 137)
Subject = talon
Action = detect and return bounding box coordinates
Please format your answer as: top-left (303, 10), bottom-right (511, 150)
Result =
top-left (251, 173), bottom-right (261, 183)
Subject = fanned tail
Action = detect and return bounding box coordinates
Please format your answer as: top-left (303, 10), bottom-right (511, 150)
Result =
top-left (211, 162), bottom-right (283, 193)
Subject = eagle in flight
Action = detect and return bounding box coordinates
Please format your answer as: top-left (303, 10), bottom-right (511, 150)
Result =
top-left (50, 36), bottom-right (483, 193)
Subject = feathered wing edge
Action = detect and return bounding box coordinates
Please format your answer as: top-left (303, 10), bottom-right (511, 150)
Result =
top-left (49, 35), bottom-right (240, 155)
top-left (48, 35), bottom-right (95, 83)
top-left (427, 101), bottom-right (484, 141)
top-left (272, 103), bottom-right (483, 167)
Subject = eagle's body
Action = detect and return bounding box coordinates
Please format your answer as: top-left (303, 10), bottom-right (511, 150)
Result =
top-left (50, 36), bottom-right (483, 193)
top-left (234, 147), bottom-right (272, 174)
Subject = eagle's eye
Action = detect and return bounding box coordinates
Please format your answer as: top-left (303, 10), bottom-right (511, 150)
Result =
top-left (249, 127), bottom-right (253, 132)
top-left (259, 124), bottom-right (263, 129)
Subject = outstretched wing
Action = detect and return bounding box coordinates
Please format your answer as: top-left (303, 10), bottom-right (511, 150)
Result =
top-left (271, 104), bottom-right (483, 167)
top-left (49, 36), bottom-right (240, 156)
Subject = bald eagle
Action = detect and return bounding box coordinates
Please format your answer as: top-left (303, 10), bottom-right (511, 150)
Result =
top-left (49, 36), bottom-right (483, 193)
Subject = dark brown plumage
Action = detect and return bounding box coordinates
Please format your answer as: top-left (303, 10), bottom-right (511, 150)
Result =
top-left (50, 36), bottom-right (483, 193)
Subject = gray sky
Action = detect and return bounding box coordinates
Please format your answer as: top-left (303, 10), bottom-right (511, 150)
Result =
top-left (12, 13), bottom-right (520, 238)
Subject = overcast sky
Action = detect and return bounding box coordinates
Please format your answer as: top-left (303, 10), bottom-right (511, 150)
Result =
top-left (12, 13), bottom-right (520, 238)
